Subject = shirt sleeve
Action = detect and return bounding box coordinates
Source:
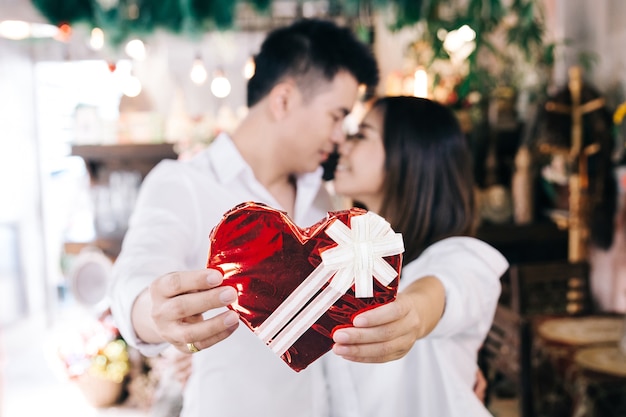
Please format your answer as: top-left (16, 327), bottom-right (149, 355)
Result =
top-left (108, 160), bottom-right (203, 356)
top-left (399, 237), bottom-right (509, 340)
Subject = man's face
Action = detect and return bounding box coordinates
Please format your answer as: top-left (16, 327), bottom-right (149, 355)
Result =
top-left (280, 71), bottom-right (360, 174)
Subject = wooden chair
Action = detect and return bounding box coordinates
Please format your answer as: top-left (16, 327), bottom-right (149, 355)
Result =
top-left (481, 260), bottom-right (592, 417)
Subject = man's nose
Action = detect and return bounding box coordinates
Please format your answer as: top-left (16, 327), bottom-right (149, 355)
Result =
top-left (331, 122), bottom-right (347, 144)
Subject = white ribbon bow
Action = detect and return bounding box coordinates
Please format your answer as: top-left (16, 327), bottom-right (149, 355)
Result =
top-left (254, 211), bottom-right (404, 356)
top-left (321, 212), bottom-right (405, 298)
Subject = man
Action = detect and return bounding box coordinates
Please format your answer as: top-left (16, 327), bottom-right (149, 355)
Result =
top-left (109, 18), bottom-right (379, 417)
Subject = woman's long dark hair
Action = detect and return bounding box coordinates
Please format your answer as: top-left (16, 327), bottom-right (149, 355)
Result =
top-left (371, 97), bottom-right (476, 265)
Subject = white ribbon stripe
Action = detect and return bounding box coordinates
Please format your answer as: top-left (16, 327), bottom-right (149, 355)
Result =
top-left (254, 211), bottom-right (404, 356)
top-left (255, 262), bottom-right (335, 342)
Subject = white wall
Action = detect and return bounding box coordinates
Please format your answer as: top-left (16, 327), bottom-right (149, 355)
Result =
top-left (0, 38), bottom-right (50, 320)
top-left (554, 0), bottom-right (626, 105)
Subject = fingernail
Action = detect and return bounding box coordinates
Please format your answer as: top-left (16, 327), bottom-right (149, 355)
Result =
top-left (223, 311), bottom-right (239, 327)
top-left (333, 331), bottom-right (349, 344)
top-left (353, 316), bottom-right (367, 327)
top-left (207, 271), bottom-right (222, 285)
top-left (219, 287), bottom-right (237, 304)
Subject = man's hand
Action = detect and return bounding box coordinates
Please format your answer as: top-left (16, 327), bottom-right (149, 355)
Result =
top-left (132, 269), bottom-right (240, 354)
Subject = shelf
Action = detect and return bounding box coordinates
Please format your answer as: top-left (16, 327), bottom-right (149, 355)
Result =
top-left (476, 221), bottom-right (568, 264)
top-left (64, 238), bottom-right (123, 260)
top-left (69, 143), bottom-right (179, 258)
top-left (71, 143), bottom-right (178, 180)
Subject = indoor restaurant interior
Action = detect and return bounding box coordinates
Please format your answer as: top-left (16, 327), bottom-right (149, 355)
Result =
top-left (1, 0), bottom-right (626, 416)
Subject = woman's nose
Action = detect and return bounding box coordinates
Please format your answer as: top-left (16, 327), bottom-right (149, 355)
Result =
top-left (338, 139), bottom-right (353, 155)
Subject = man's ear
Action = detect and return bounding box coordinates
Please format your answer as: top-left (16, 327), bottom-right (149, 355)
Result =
top-left (267, 80), bottom-right (300, 120)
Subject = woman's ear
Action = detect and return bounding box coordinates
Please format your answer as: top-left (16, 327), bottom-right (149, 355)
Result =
top-left (267, 80), bottom-right (299, 120)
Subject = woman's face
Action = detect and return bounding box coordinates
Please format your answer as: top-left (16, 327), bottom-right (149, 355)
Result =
top-left (333, 107), bottom-right (386, 212)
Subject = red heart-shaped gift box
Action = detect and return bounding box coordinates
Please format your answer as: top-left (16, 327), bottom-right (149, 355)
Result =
top-left (207, 202), bottom-right (403, 372)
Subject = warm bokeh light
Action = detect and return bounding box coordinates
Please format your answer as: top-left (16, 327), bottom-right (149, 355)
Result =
top-left (55, 23), bottom-right (72, 42)
top-left (243, 56), bottom-right (255, 80)
top-left (89, 27), bottom-right (104, 50)
top-left (443, 24), bottom-right (476, 62)
top-left (413, 68), bottom-right (428, 98)
top-left (121, 75), bottom-right (142, 97)
top-left (0, 20), bottom-right (59, 40)
top-left (125, 39), bottom-right (146, 61)
top-left (211, 71), bottom-right (231, 98)
top-left (0, 20), bottom-right (30, 40)
top-left (190, 58), bottom-right (208, 85)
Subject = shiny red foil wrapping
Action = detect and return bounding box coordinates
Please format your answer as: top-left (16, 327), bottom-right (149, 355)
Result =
top-left (207, 202), bottom-right (402, 372)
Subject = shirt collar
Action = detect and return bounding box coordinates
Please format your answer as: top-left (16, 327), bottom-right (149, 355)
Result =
top-left (209, 132), bottom-right (250, 184)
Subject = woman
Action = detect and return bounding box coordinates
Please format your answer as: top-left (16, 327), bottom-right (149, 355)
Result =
top-left (327, 96), bottom-right (508, 416)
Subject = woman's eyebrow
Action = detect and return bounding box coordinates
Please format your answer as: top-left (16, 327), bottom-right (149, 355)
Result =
top-left (359, 121), bottom-right (377, 131)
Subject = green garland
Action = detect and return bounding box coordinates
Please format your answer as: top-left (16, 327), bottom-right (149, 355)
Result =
top-left (31, 0), bottom-right (94, 26)
top-left (30, 0), bottom-right (424, 46)
top-left (415, 0), bottom-right (545, 106)
top-left (31, 0), bottom-right (276, 45)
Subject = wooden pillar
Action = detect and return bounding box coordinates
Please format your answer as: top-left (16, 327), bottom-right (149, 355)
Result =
top-left (543, 66), bottom-right (605, 263)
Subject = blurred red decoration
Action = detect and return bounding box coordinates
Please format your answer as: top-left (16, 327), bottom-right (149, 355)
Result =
top-left (55, 23), bottom-right (72, 42)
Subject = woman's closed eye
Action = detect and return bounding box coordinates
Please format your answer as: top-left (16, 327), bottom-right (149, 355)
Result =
top-left (348, 132), bottom-right (366, 141)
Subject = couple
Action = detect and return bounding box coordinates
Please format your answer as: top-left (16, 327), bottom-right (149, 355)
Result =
top-left (109, 18), bottom-right (508, 417)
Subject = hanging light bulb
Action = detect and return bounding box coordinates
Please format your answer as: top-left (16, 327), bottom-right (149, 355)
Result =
top-left (242, 56), bottom-right (255, 80)
top-left (211, 70), bottom-right (231, 98)
top-left (125, 38), bottom-right (146, 61)
top-left (190, 56), bottom-right (208, 85)
top-left (90, 27), bottom-right (105, 50)
top-left (121, 73), bottom-right (142, 97)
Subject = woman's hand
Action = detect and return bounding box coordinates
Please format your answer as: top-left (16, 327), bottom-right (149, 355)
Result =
top-left (331, 276), bottom-right (445, 363)
top-left (132, 269), bottom-right (240, 354)
top-left (474, 368), bottom-right (488, 403)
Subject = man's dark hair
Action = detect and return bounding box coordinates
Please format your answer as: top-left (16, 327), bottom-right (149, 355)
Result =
top-left (247, 19), bottom-right (379, 107)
